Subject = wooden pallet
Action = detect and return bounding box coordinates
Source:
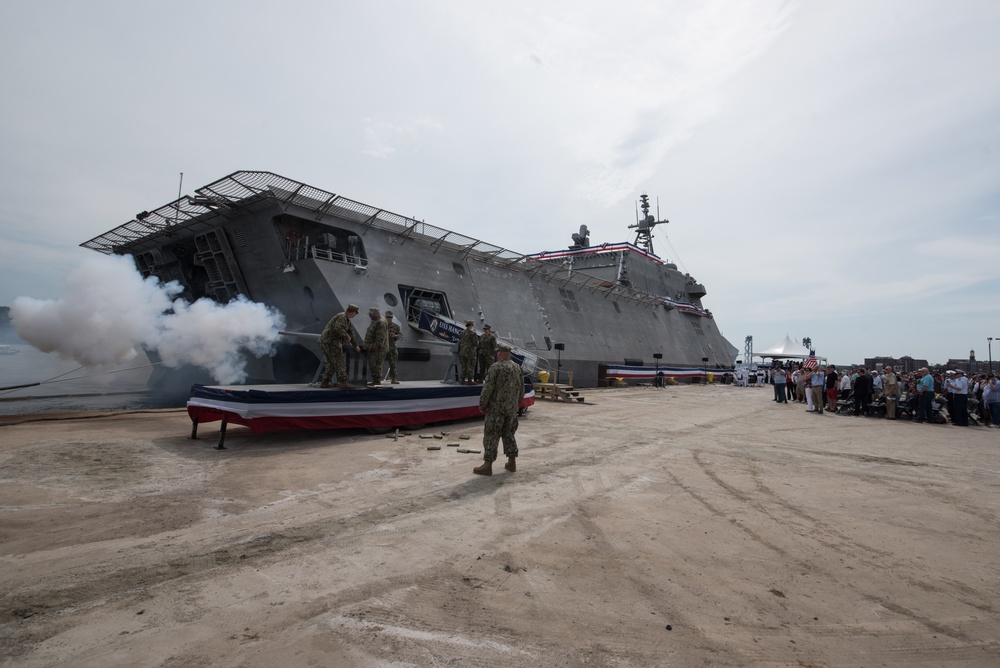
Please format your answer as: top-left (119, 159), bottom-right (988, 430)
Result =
top-left (535, 383), bottom-right (585, 403)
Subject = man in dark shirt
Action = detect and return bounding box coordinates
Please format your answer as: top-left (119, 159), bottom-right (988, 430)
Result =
top-left (853, 367), bottom-right (873, 416)
top-left (825, 365), bottom-right (839, 412)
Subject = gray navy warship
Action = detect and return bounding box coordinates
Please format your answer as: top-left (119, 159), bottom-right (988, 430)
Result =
top-left (82, 171), bottom-right (737, 389)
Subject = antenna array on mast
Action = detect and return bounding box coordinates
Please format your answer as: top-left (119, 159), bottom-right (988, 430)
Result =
top-left (628, 193), bottom-right (668, 255)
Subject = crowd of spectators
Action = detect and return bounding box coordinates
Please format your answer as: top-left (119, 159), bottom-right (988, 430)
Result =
top-left (745, 362), bottom-right (1000, 427)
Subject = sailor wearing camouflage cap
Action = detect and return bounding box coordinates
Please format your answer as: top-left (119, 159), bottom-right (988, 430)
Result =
top-left (459, 319), bottom-right (479, 384)
top-left (474, 340), bottom-right (521, 476)
top-left (384, 310), bottom-right (401, 384)
top-left (363, 308), bottom-right (389, 386)
top-left (319, 305), bottom-right (362, 389)
top-left (477, 324), bottom-right (498, 382)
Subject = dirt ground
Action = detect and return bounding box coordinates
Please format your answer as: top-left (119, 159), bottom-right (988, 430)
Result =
top-left (1, 384), bottom-right (998, 667)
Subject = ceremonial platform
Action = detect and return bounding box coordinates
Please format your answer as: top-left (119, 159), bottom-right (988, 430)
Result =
top-left (186, 380), bottom-right (535, 448)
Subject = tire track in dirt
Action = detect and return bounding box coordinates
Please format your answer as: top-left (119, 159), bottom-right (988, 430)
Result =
top-left (692, 450), bottom-right (895, 560)
top-left (673, 453), bottom-right (979, 644)
top-left (0, 416), bottom-right (686, 655)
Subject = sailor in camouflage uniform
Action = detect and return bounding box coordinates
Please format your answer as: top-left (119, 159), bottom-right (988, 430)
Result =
top-left (476, 324), bottom-right (498, 382)
top-left (319, 304), bottom-right (361, 389)
top-left (384, 310), bottom-right (402, 384)
top-left (473, 342), bottom-right (522, 476)
top-left (458, 320), bottom-right (479, 385)
top-left (363, 307), bottom-right (389, 386)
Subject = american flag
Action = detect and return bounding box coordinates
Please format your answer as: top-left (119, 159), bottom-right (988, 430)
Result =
top-left (803, 355), bottom-right (818, 369)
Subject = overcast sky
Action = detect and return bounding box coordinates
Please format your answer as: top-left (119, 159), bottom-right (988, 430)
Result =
top-left (1, 0), bottom-right (998, 367)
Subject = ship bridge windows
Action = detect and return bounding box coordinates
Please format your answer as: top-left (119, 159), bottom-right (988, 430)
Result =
top-left (275, 214), bottom-right (367, 267)
top-left (398, 285), bottom-right (452, 322)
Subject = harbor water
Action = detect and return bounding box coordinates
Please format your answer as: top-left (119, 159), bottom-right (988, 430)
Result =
top-left (0, 343), bottom-right (160, 415)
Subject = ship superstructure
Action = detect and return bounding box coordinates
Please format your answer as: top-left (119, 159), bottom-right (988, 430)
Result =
top-left (83, 171), bottom-right (737, 388)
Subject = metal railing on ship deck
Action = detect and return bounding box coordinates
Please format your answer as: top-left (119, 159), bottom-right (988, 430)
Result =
top-left (81, 171), bottom-right (662, 308)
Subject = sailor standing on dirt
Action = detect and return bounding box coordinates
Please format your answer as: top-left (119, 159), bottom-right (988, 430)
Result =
top-left (384, 311), bottom-right (401, 384)
top-left (477, 324), bottom-right (498, 382)
top-left (474, 342), bottom-right (521, 476)
top-left (459, 320), bottom-right (479, 385)
top-left (319, 304), bottom-right (361, 389)
top-left (363, 307), bottom-right (389, 386)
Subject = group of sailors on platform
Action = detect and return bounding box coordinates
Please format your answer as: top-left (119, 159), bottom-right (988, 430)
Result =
top-left (317, 305), bottom-right (504, 390)
top-left (317, 304), bottom-right (401, 389)
top-left (458, 320), bottom-right (498, 385)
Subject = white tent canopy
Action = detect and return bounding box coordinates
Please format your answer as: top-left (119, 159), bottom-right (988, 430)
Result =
top-left (754, 335), bottom-right (811, 360)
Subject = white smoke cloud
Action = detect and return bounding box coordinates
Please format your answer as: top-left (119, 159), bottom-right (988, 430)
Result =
top-left (10, 254), bottom-right (286, 384)
top-left (153, 295), bottom-right (285, 385)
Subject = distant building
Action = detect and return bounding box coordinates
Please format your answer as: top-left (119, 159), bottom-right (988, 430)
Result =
top-left (897, 356), bottom-right (927, 373)
top-left (945, 358), bottom-right (992, 375)
top-left (864, 356), bottom-right (927, 374)
top-left (865, 356), bottom-right (896, 370)
top-left (859, 351), bottom-right (997, 375)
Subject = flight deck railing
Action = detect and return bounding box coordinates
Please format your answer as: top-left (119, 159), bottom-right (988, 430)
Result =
top-left (81, 170), bottom-right (663, 309)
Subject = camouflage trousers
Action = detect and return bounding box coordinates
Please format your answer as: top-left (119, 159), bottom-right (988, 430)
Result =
top-left (386, 349), bottom-right (398, 381)
top-left (322, 345), bottom-right (347, 383)
top-left (482, 409), bottom-right (518, 462)
top-left (367, 350), bottom-right (386, 382)
top-left (477, 357), bottom-right (493, 381)
top-left (460, 354), bottom-right (477, 382)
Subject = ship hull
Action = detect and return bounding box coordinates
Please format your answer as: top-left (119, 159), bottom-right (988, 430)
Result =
top-left (82, 172), bottom-right (737, 388)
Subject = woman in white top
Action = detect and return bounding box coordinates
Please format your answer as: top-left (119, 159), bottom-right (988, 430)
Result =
top-left (839, 370), bottom-right (852, 399)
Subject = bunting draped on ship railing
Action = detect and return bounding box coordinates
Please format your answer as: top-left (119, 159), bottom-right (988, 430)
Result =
top-left (605, 365), bottom-right (734, 381)
top-left (525, 242), bottom-right (663, 264)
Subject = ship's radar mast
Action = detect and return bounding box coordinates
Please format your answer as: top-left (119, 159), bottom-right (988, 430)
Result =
top-left (629, 193), bottom-right (668, 255)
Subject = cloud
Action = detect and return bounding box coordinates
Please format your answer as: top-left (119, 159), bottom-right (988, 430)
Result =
top-left (913, 237), bottom-right (1000, 263)
top-left (362, 118), bottom-right (445, 158)
top-left (456, 1), bottom-right (795, 206)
